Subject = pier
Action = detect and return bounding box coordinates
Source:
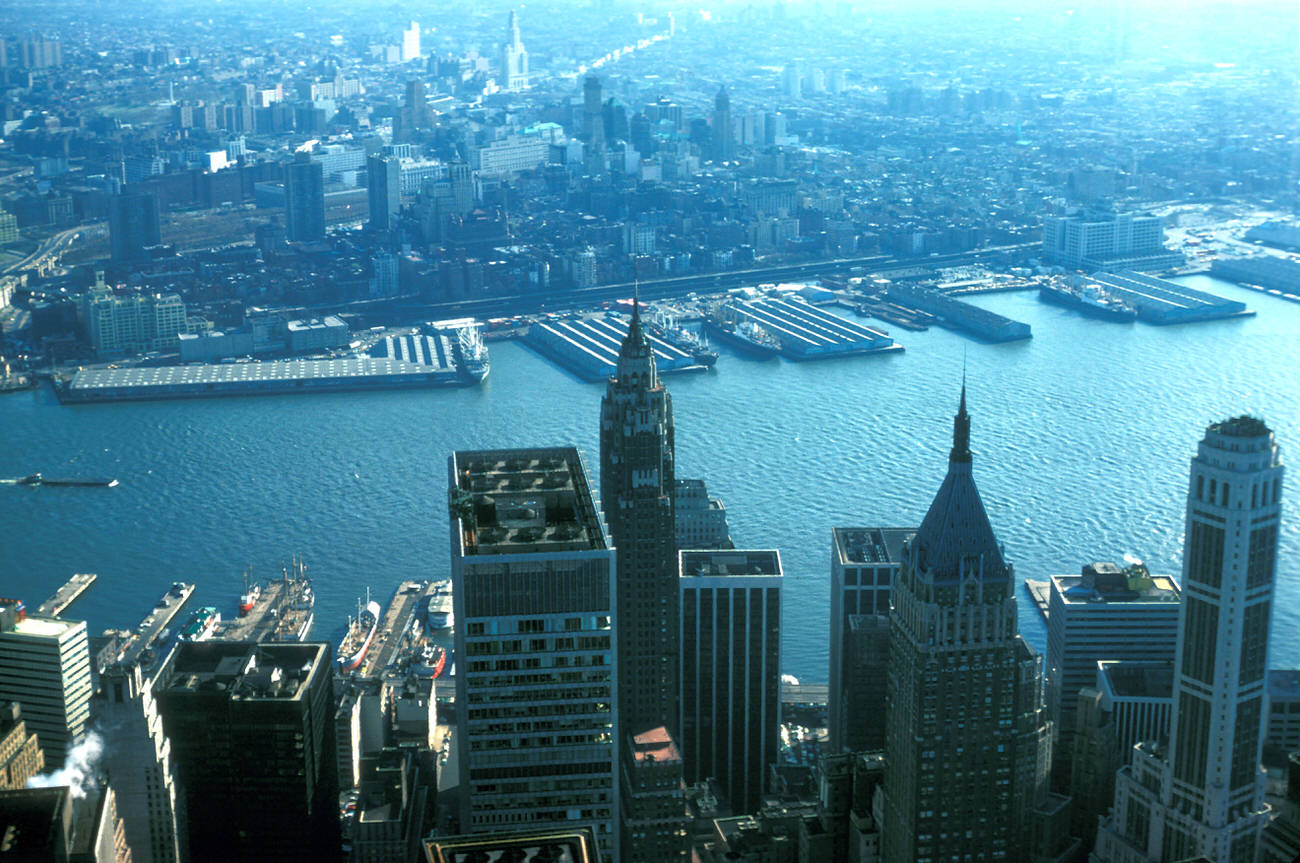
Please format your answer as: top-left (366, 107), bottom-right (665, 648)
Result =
top-left (1024, 579), bottom-right (1051, 621)
top-left (37, 573), bottom-right (97, 617)
top-left (886, 284), bottom-right (1032, 342)
top-left (1088, 270), bottom-right (1253, 324)
top-left (718, 293), bottom-right (901, 359)
top-left (524, 313), bottom-right (709, 382)
top-left (95, 582), bottom-right (195, 674)
top-left (212, 563), bottom-right (314, 643)
top-left (360, 580), bottom-right (438, 679)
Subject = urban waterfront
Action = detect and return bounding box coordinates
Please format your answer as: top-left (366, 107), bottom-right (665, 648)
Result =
top-left (2, 273), bottom-right (1298, 681)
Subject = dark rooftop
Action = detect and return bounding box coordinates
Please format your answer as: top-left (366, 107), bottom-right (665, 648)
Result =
top-left (425, 827), bottom-right (599, 863)
top-left (156, 641), bottom-right (327, 702)
top-left (1209, 415), bottom-right (1269, 438)
top-left (1099, 660), bottom-right (1174, 699)
top-left (679, 549), bottom-right (782, 578)
top-left (832, 527), bottom-right (915, 565)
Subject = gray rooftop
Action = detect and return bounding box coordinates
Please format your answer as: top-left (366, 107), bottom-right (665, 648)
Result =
top-left (157, 641), bottom-right (327, 702)
top-left (1099, 660), bottom-right (1174, 699)
top-left (70, 358), bottom-right (434, 390)
top-left (679, 549), bottom-right (782, 578)
top-left (832, 527), bottom-right (915, 565)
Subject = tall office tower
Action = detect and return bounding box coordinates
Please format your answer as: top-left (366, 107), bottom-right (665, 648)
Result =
top-left (0, 701), bottom-right (44, 790)
top-left (108, 192), bottom-right (161, 264)
top-left (600, 301), bottom-right (679, 740)
top-left (829, 527), bottom-right (912, 753)
top-left (679, 549), bottom-right (782, 815)
top-left (499, 10), bottom-right (529, 91)
top-left (97, 663), bottom-right (185, 863)
top-left (621, 726), bottom-right (689, 862)
top-left (1041, 210), bottom-right (1182, 271)
top-left (1046, 561), bottom-right (1180, 775)
top-left (447, 162), bottom-right (475, 216)
top-left (154, 641), bottom-right (341, 863)
top-left (401, 21), bottom-right (420, 61)
top-left (712, 86), bottom-right (734, 161)
top-left (0, 601), bottom-right (91, 765)
top-left (583, 75), bottom-right (605, 174)
top-left (881, 388), bottom-right (1054, 863)
top-left (448, 448), bottom-right (620, 861)
top-left (403, 78), bottom-right (429, 131)
top-left (367, 154), bottom-right (400, 232)
top-left (284, 152), bottom-right (325, 243)
top-left (1093, 417), bottom-right (1284, 863)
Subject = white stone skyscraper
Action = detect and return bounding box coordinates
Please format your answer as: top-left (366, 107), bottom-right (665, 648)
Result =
top-left (1093, 416), bottom-right (1284, 863)
top-left (499, 10), bottom-right (529, 91)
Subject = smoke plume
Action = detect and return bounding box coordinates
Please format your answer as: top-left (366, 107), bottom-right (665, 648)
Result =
top-left (26, 731), bottom-right (105, 799)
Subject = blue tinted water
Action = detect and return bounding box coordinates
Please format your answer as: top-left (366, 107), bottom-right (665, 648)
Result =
top-left (2, 274), bottom-right (1297, 681)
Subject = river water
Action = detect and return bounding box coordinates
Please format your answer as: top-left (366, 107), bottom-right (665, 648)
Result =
top-left (2, 274), bottom-right (1297, 680)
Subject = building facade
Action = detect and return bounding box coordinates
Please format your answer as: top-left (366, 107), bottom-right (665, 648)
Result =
top-left (449, 448), bottom-right (620, 860)
top-left (1094, 416), bottom-right (1284, 863)
top-left (621, 726), bottom-right (689, 862)
top-left (0, 601), bottom-right (92, 765)
top-left (285, 153), bottom-right (325, 242)
top-left (79, 274), bottom-right (189, 357)
top-left (0, 701), bottom-right (44, 790)
top-left (108, 192), bottom-right (161, 263)
top-left (367, 154), bottom-right (400, 231)
top-left (600, 301), bottom-right (680, 741)
top-left (675, 478), bottom-right (733, 550)
top-left (679, 549), bottom-right (782, 815)
top-left (880, 388), bottom-right (1054, 863)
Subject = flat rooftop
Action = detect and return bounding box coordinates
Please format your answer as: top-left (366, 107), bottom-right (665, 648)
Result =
top-left (832, 527), bottom-right (914, 566)
top-left (70, 358), bottom-right (436, 391)
top-left (632, 726), bottom-right (682, 765)
top-left (1099, 660), bottom-right (1174, 699)
top-left (1268, 669), bottom-right (1300, 698)
top-left (1051, 562), bottom-right (1180, 604)
top-left (1, 613), bottom-right (82, 638)
top-left (679, 549), bottom-right (782, 578)
top-left (157, 642), bottom-right (326, 702)
top-left (451, 448), bottom-right (606, 556)
top-left (426, 828), bottom-right (597, 863)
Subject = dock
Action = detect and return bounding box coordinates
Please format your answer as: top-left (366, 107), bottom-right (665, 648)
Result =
top-left (718, 294), bottom-right (901, 359)
top-left (1211, 256), bottom-right (1300, 304)
top-left (95, 582), bottom-right (195, 674)
top-left (37, 573), bottom-right (97, 617)
top-left (360, 580), bottom-right (438, 679)
top-left (212, 562), bottom-right (315, 643)
top-left (1088, 270), bottom-right (1253, 324)
top-left (1024, 579), bottom-right (1051, 621)
top-left (886, 284), bottom-right (1032, 342)
top-left (523, 313), bottom-right (709, 382)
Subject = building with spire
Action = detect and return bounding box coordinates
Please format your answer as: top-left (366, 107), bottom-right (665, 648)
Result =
top-left (1093, 416), bottom-right (1284, 863)
top-left (600, 294), bottom-right (679, 743)
top-left (499, 10), bottom-right (529, 91)
top-left (880, 386), bottom-right (1058, 863)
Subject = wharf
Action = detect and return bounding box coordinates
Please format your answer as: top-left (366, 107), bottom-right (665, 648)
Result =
top-left (1088, 270), bottom-right (1253, 324)
top-left (719, 295), bottom-right (901, 359)
top-left (523, 313), bottom-right (709, 382)
top-left (1211, 256), bottom-right (1300, 304)
top-left (95, 582), bottom-right (195, 674)
top-left (1024, 579), bottom-right (1051, 621)
top-left (886, 284), bottom-right (1032, 342)
top-left (360, 580), bottom-right (436, 679)
top-left (37, 573), bottom-right (97, 617)
top-left (213, 563), bottom-right (315, 643)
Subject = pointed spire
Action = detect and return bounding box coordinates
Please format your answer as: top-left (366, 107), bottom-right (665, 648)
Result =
top-left (950, 376), bottom-right (971, 463)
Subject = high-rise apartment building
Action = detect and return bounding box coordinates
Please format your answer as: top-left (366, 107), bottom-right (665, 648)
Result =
top-left (499, 11), bottom-right (529, 91)
top-left (881, 388), bottom-right (1054, 863)
top-left (829, 526), bottom-right (912, 753)
top-left (401, 21), bottom-right (420, 62)
top-left (108, 192), bottom-right (161, 263)
top-left (285, 153), bottom-right (325, 243)
top-left (1094, 416), bottom-right (1284, 863)
top-left (367, 154), bottom-right (400, 232)
top-left (448, 447), bottom-right (620, 861)
top-left (1046, 561), bottom-right (1181, 764)
top-left (600, 300), bottom-right (679, 741)
top-left (154, 641), bottom-right (341, 863)
top-left (96, 663), bottom-right (186, 863)
top-left (0, 601), bottom-right (91, 765)
top-left (679, 549), bottom-right (782, 815)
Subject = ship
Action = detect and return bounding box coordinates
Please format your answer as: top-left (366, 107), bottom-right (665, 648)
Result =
top-left (426, 582), bottom-right (454, 631)
top-left (13, 473), bottom-right (119, 488)
top-left (337, 597), bottom-right (382, 673)
top-left (412, 644), bottom-right (447, 678)
top-left (646, 307), bottom-right (718, 367)
top-left (271, 557), bottom-right (314, 642)
top-left (238, 570), bottom-right (260, 617)
top-left (179, 607), bottom-right (221, 642)
top-left (1038, 283), bottom-right (1138, 322)
top-left (704, 318), bottom-right (781, 358)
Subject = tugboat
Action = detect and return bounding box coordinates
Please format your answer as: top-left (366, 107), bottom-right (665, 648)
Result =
top-left (413, 644), bottom-right (447, 678)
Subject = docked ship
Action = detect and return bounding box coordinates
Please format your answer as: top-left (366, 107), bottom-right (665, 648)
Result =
top-left (1039, 282), bottom-right (1138, 322)
top-left (433, 318), bottom-right (491, 384)
top-left (646, 309), bottom-right (718, 367)
top-left (179, 607), bottom-right (220, 642)
top-left (271, 557), bottom-right (314, 642)
top-left (337, 598), bottom-right (382, 673)
top-left (238, 571), bottom-right (260, 617)
top-left (704, 318), bottom-right (781, 359)
top-left (426, 583), bottom-right (454, 631)
top-left (413, 645), bottom-right (447, 678)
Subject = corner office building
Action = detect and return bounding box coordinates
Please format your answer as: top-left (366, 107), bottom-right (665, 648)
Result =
top-left (679, 549), bottom-right (782, 816)
top-left (153, 641), bottom-right (341, 863)
top-left (449, 448), bottom-right (620, 860)
top-left (0, 602), bottom-right (92, 765)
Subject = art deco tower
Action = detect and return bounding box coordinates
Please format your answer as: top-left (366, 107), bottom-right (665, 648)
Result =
top-left (881, 387), bottom-right (1053, 863)
top-left (1093, 417), bottom-right (1284, 862)
top-left (601, 298), bottom-right (679, 741)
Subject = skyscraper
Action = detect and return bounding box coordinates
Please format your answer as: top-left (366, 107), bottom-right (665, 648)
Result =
top-left (367, 154), bottom-right (400, 232)
top-left (600, 299), bottom-right (679, 741)
top-left (108, 192), bottom-right (161, 263)
top-left (1094, 416), bottom-right (1284, 863)
top-left (401, 21), bottom-right (420, 62)
top-left (712, 86), bottom-right (734, 162)
top-left (880, 387), bottom-right (1054, 863)
top-left (621, 727), bottom-right (689, 862)
top-left (153, 641), bottom-right (341, 863)
top-left (0, 601), bottom-right (91, 765)
top-left (583, 76), bottom-right (606, 176)
top-left (284, 152), bottom-right (325, 243)
top-left (679, 549), bottom-right (782, 815)
top-left (448, 448), bottom-right (620, 861)
top-left (499, 11), bottom-right (529, 91)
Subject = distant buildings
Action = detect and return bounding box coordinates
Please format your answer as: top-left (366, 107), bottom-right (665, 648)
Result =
top-left (154, 641), bottom-right (342, 863)
top-left (674, 479), bottom-right (732, 550)
top-left (108, 192), bottom-right (161, 263)
top-left (401, 21), bottom-right (420, 62)
top-left (448, 447), bottom-right (620, 861)
top-left (285, 153), bottom-right (325, 243)
top-left (1042, 210), bottom-right (1182, 271)
top-left (0, 601), bottom-right (91, 765)
top-left (499, 11), bottom-right (529, 91)
top-left (367, 154), bottom-right (400, 232)
top-left (1094, 416), bottom-right (1284, 862)
top-left (679, 548), bottom-right (782, 815)
top-left (79, 274), bottom-right (188, 357)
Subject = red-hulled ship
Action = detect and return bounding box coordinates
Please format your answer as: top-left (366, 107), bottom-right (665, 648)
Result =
top-left (336, 599), bottom-right (381, 673)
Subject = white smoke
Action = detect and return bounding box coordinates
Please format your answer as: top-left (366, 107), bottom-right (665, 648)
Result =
top-left (26, 731), bottom-right (104, 799)
top-left (1123, 553), bottom-right (1144, 566)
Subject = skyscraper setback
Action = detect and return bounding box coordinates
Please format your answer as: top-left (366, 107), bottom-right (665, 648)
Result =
top-left (880, 387), bottom-right (1054, 863)
top-left (1094, 416), bottom-right (1284, 863)
top-left (600, 300), bottom-right (679, 742)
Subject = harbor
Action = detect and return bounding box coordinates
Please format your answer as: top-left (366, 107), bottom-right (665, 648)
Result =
top-left (359, 579), bottom-right (443, 679)
top-left (212, 560), bottom-right (316, 643)
top-left (884, 283), bottom-right (1033, 342)
top-left (37, 572), bottom-right (97, 617)
top-left (1210, 256), bottom-right (1300, 304)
